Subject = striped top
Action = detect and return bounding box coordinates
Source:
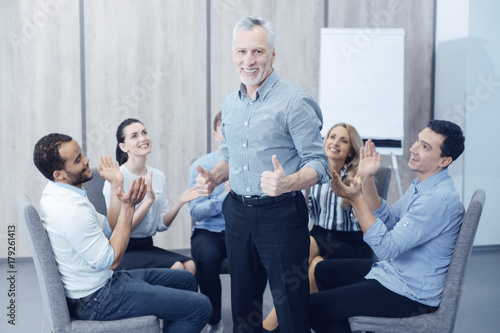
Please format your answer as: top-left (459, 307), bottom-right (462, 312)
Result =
top-left (308, 167), bottom-right (362, 232)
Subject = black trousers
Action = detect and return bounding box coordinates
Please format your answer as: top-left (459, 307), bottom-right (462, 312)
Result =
top-left (191, 228), bottom-right (227, 325)
top-left (223, 191), bottom-right (311, 333)
top-left (309, 259), bottom-right (438, 333)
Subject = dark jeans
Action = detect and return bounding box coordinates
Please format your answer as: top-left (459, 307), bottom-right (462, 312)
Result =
top-left (68, 268), bottom-right (212, 333)
top-left (309, 259), bottom-right (438, 333)
top-left (223, 191), bottom-right (311, 333)
top-left (191, 228), bottom-right (227, 325)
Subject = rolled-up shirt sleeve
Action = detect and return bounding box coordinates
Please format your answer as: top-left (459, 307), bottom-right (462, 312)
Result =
top-left (289, 95), bottom-right (330, 184)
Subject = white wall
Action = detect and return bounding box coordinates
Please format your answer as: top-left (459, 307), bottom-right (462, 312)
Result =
top-left (435, 0), bottom-right (500, 245)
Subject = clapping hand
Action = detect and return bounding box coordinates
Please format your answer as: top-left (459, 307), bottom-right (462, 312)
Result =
top-left (118, 177), bottom-right (147, 207)
top-left (144, 171), bottom-right (156, 204)
top-left (179, 187), bottom-right (200, 204)
top-left (357, 139), bottom-right (381, 181)
top-left (97, 155), bottom-right (124, 185)
top-left (330, 170), bottom-right (361, 201)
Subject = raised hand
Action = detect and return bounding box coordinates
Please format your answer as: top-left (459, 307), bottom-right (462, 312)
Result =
top-left (358, 139), bottom-right (381, 180)
top-left (117, 177), bottom-right (147, 208)
top-left (330, 170), bottom-right (361, 200)
top-left (260, 155), bottom-right (288, 197)
top-left (144, 171), bottom-right (156, 204)
top-left (179, 187), bottom-right (200, 204)
top-left (195, 165), bottom-right (216, 197)
top-left (97, 155), bottom-right (124, 185)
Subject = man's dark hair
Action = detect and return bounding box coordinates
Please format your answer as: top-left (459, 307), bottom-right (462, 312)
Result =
top-left (427, 120), bottom-right (465, 162)
top-left (33, 133), bottom-right (73, 181)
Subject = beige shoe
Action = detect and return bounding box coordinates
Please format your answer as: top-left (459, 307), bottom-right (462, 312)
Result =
top-left (208, 320), bottom-right (224, 333)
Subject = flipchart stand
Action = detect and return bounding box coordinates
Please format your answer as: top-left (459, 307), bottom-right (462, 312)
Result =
top-left (391, 153), bottom-right (404, 198)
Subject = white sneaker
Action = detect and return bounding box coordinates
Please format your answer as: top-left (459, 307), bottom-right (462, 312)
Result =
top-left (208, 320), bottom-right (224, 333)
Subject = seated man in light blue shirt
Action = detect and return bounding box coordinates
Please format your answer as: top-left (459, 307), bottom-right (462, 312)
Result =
top-left (189, 111), bottom-right (228, 333)
top-left (309, 120), bottom-right (466, 333)
top-left (34, 133), bottom-right (212, 333)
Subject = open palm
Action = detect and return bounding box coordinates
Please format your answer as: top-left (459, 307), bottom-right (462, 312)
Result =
top-left (358, 139), bottom-right (381, 180)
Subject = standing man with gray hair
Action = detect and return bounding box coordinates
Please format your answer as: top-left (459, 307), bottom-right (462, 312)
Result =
top-left (196, 16), bottom-right (329, 332)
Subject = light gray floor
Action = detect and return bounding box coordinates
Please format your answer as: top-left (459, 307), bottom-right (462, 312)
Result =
top-left (1, 246), bottom-right (499, 333)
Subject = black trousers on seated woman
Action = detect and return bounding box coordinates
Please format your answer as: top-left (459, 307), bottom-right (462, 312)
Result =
top-left (114, 236), bottom-right (192, 271)
top-left (308, 259), bottom-right (437, 333)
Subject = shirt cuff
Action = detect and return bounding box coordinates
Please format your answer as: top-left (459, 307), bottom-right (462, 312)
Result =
top-left (95, 245), bottom-right (115, 269)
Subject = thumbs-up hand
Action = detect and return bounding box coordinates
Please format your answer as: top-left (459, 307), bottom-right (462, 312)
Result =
top-left (260, 155), bottom-right (288, 197)
top-left (195, 165), bottom-right (216, 197)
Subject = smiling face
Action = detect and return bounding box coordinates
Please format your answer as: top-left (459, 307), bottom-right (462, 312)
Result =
top-left (408, 127), bottom-right (452, 182)
top-left (232, 26), bottom-right (275, 96)
top-left (55, 140), bottom-right (92, 188)
top-left (324, 125), bottom-right (353, 165)
top-left (119, 122), bottom-right (152, 158)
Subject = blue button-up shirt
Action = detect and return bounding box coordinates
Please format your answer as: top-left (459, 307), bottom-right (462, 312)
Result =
top-left (220, 70), bottom-right (330, 196)
top-left (364, 168), bottom-right (465, 306)
top-left (189, 150), bottom-right (227, 232)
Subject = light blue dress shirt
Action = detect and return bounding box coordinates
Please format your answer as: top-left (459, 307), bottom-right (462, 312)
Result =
top-left (189, 150), bottom-right (227, 232)
top-left (364, 168), bottom-right (465, 306)
top-left (220, 69), bottom-right (330, 196)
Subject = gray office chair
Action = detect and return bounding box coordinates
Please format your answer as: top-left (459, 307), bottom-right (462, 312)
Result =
top-left (85, 168), bottom-right (107, 216)
top-left (374, 166), bottom-right (391, 200)
top-left (17, 193), bottom-right (160, 333)
top-left (349, 189), bottom-right (486, 333)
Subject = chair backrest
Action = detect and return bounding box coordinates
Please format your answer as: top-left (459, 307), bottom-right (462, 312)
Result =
top-left (85, 168), bottom-right (107, 216)
top-left (17, 193), bottom-right (72, 332)
top-left (374, 166), bottom-right (391, 200)
top-left (437, 189), bottom-right (485, 330)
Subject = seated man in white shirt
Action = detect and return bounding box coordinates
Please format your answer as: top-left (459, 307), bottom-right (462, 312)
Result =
top-left (33, 133), bottom-right (212, 333)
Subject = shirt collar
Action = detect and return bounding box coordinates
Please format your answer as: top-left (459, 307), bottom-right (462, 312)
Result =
top-left (53, 181), bottom-right (87, 197)
top-left (413, 168), bottom-right (449, 194)
top-left (238, 69), bottom-right (278, 101)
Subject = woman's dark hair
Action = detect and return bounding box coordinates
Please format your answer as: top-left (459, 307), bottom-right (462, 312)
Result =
top-left (33, 133), bottom-right (73, 180)
top-left (116, 118), bottom-right (143, 165)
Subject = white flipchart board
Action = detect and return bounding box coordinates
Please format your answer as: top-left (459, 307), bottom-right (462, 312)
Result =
top-left (319, 28), bottom-right (405, 156)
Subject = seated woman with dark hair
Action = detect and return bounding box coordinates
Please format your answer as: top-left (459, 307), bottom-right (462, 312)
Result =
top-left (103, 118), bottom-right (198, 274)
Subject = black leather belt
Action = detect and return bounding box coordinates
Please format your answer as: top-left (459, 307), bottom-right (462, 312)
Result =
top-left (230, 190), bottom-right (297, 207)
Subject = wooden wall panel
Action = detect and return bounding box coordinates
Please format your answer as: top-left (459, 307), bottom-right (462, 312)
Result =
top-left (84, 0), bottom-right (207, 250)
top-left (1, 0), bottom-right (82, 257)
top-left (2, 0), bottom-right (436, 258)
top-left (328, 0), bottom-right (436, 203)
